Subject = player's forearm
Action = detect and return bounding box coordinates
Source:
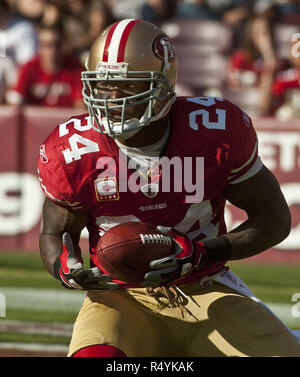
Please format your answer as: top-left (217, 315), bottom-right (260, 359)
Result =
top-left (39, 198), bottom-right (88, 276)
top-left (218, 166), bottom-right (291, 263)
top-left (40, 231), bottom-right (83, 277)
top-left (202, 211), bottom-right (290, 266)
top-left (224, 211), bottom-right (291, 260)
top-left (39, 232), bottom-right (63, 277)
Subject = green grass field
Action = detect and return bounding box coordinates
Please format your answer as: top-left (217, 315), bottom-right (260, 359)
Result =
top-left (0, 251), bottom-right (300, 351)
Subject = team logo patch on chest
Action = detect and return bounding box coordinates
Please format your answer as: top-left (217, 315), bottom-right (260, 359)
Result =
top-left (94, 177), bottom-right (119, 201)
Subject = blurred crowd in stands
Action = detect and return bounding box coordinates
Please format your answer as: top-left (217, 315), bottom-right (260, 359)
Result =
top-left (0, 0), bottom-right (299, 120)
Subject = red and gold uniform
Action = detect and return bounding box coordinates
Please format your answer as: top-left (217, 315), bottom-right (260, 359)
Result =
top-left (37, 96), bottom-right (300, 356)
top-left (38, 96), bottom-right (260, 284)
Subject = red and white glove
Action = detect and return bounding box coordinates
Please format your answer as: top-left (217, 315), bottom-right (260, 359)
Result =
top-left (53, 233), bottom-right (119, 290)
top-left (142, 227), bottom-right (207, 287)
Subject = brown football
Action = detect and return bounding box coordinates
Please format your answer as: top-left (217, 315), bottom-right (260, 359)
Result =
top-left (97, 221), bottom-right (173, 283)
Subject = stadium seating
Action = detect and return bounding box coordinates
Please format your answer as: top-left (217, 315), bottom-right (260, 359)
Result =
top-left (220, 87), bottom-right (261, 116)
top-left (274, 23), bottom-right (300, 59)
top-left (163, 20), bottom-right (232, 92)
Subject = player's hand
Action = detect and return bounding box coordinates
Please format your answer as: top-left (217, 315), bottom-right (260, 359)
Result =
top-left (53, 233), bottom-right (120, 291)
top-left (142, 227), bottom-right (206, 287)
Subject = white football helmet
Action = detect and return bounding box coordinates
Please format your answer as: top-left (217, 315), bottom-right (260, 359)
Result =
top-left (81, 19), bottom-right (177, 137)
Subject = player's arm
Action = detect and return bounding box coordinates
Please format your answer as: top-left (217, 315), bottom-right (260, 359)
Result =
top-left (39, 197), bottom-right (87, 277)
top-left (223, 164), bottom-right (291, 259)
top-left (143, 166), bottom-right (291, 287)
top-left (40, 197), bottom-right (119, 290)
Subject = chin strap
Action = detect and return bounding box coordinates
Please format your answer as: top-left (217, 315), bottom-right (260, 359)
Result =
top-left (145, 93), bottom-right (176, 124)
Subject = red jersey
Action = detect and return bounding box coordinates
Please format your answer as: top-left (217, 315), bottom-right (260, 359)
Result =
top-left (272, 67), bottom-right (300, 96)
top-left (271, 67), bottom-right (300, 114)
top-left (227, 50), bottom-right (264, 88)
top-left (10, 55), bottom-right (83, 107)
top-left (37, 96), bottom-right (261, 287)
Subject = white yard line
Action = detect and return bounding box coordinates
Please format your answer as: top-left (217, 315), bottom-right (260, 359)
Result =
top-left (0, 319), bottom-right (73, 337)
top-left (0, 287), bottom-right (86, 312)
top-left (267, 302), bottom-right (300, 327)
top-left (0, 342), bottom-right (68, 353)
top-left (0, 287), bottom-right (299, 328)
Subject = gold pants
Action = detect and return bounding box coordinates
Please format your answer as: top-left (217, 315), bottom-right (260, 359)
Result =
top-left (68, 281), bottom-right (300, 357)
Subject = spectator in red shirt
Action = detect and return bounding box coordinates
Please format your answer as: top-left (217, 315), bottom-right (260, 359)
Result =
top-left (227, 14), bottom-right (277, 90)
top-left (7, 23), bottom-right (85, 108)
top-left (226, 14), bottom-right (284, 115)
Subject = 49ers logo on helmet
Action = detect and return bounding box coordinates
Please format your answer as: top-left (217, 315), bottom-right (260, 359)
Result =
top-left (153, 34), bottom-right (176, 62)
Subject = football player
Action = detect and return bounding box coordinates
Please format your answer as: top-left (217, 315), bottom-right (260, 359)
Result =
top-left (38, 19), bottom-right (300, 357)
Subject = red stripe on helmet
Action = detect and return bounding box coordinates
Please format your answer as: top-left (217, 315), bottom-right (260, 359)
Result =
top-left (117, 19), bottom-right (140, 62)
top-left (102, 21), bottom-right (120, 62)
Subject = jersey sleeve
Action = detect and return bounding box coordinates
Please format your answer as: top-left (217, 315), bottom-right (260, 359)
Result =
top-left (37, 131), bottom-right (82, 210)
top-left (226, 101), bottom-right (263, 184)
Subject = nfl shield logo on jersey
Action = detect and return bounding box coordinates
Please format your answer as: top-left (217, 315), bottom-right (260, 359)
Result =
top-left (95, 177), bottom-right (119, 201)
top-left (40, 144), bottom-right (48, 163)
top-left (141, 183), bottom-right (159, 198)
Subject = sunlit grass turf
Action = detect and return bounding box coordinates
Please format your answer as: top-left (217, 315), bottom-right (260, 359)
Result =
top-left (0, 251), bottom-right (299, 302)
top-left (0, 251), bottom-right (90, 289)
top-left (0, 251), bottom-right (86, 324)
top-left (4, 309), bottom-right (78, 324)
top-left (0, 251), bottom-right (299, 345)
top-left (228, 261), bottom-right (300, 304)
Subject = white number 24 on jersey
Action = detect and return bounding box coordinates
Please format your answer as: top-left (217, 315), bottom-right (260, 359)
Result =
top-left (59, 117), bottom-right (100, 164)
top-left (187, 97), bottom-right (226, 131)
